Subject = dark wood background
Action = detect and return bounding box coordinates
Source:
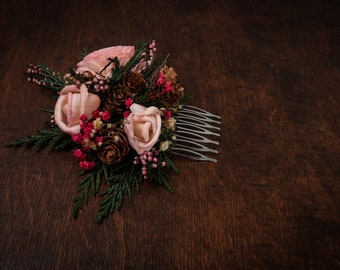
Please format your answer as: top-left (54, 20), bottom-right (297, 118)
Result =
top-left (1, 0), bottom-right (339, 269)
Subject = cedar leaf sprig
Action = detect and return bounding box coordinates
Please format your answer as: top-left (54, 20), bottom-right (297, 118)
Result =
top-left (6, 128), bottom-right (74, 151)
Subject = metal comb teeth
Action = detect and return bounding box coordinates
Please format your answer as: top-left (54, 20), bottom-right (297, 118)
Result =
top-left (173, 105), bottom-right (221, 162)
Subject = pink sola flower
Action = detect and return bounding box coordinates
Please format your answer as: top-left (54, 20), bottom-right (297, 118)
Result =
top-left (123, 111), bottom-right (131, 118)
top-left (125, 98), bottom-right (133, 109)
top-left (92, 110), bottom-right (101, 119)
top-left (81, 121), bottom-right (94, 135)
top-left (79, 113), bottom-right (89, 130)
top-left (101, 111), bottom-right (111, 121)
top-left (79, 113), bottom-right (88, 122)
top-left (83, 127), bottom-right (93, 137)
top-left (156, 73), bottom-right (165, 86)
top-left (79, 160), bottom-right (96, 170)
top-left (95, 136), bottom-right (103, 143)
top-left (72, 133), bottom-right (83, 144)
top-left (73, 149), bottom-right (87, 161)
top-left (164, 82), bottom-right (173, 93)
top-left (162, 109), bottom-right (172, 120)
top-left (73, 148), bottom-right (83, 158)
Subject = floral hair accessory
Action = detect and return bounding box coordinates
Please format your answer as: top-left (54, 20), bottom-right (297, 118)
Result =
top-left (7, 39), bottom-right (221, 222)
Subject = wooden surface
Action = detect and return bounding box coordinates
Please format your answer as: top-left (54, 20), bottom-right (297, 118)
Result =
top-left (1, 0), bottom-right (339, 269)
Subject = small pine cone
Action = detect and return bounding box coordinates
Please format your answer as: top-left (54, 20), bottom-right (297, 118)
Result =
top-left (123, 71), bottom-right (147, 95)
top-left (103, 84), bottom-right (130, 114)
top-left (98, 129), bottom-right (130, 164)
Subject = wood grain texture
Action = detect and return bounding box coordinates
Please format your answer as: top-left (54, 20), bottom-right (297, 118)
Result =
top-left (1, 0), bottom-right (339, 269)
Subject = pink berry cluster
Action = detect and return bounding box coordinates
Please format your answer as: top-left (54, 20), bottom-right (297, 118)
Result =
top-left (26, 64), bottom-right (42, 84)
top-left (73, 149), bottom-right (96, 170)
top-left (64, 72), bottom-right (110, 92)
top-left (148, 40), bottom-right (156, 60)
top-left (27, 64), bottom-right (70, 88)
top-left (161, 108), bottom-right (172, 120)
top-left (142, 40), bottom-right (156, 61)
top-left (26, 64), bottom-right (56, 86)
top-left (72, 110), bottom-right (111, 150)
top-left (133, 148), bottom-right (167, 179)
top-left (71, 110), bottom-right (111, 170)
top-left (87, 75), bottom-right (110, 92)
top-left (149, 72), bottom-right (173, 101)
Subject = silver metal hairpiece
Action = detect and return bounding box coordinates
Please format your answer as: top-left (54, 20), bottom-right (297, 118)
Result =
top-left (173, 105), bottom-right (221, 162)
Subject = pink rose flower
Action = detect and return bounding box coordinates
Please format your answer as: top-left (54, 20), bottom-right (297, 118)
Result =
top-left (76, 46), bottom-right (147, 77)
top-left (124, 103), bottom-right (161, 154)
top-left (54, 84), bottom-right (101, 135)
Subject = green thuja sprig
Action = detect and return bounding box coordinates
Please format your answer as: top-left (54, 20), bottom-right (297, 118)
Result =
top-left (95, 154), bottom-right (142, 222)
top-left (72, 153), bottom-right (144, 222)
top-left (26, 64), bottom-right (73, 95)
top-left (94, 149), bottom-right (178, 222)
top-left (95, 156), bottom-right (177, 222)
top-left (96, 164), bottom-right (142, 222)
top-left (72, 162), bottom-right (107, 219)
top-left (6, 127), bottom-right (74, 151)
top-left (81, 48), bottom-right (88, 58)
top-left (154, 151), bottom-right (178, 192)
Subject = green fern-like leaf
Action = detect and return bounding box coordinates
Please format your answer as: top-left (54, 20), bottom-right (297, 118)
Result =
top-left (26, 64), bottom-right (72, 96)
top-left (72, 162), bottom-right (106, 219)
top-left (95, 163), bottom-right (142, 222)
top-left (96, 182), bottom-right (130, 223)
top-left (6, 128), bottom-right (74, 151)
top-left (156, 166), bottom-right (173, 192)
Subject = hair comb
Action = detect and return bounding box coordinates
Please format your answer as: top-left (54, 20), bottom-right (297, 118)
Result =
top-left (173, 105), bottom-right (221, 162)
top-left (6, 39), bottom-right (221, 222)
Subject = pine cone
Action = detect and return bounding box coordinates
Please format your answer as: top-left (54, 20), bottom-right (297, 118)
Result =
top-left (98, 129), bottom-right (130, 164)
top-left (103, 84), bottom-right (130, 114)
top-left (123, 71), bottom-right (147, 95)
